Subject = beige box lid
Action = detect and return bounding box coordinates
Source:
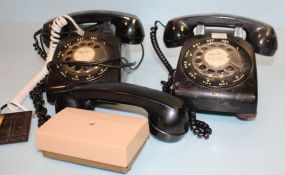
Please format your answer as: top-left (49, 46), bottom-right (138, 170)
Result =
top-left (36, 107), bottom-right (149, 169)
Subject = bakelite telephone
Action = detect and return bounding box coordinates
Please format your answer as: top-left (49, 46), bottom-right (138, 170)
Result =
top-left (151, 14), bottom-right (278, 119)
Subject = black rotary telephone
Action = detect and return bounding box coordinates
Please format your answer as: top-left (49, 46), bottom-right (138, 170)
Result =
top-left (151, 14), bottom-right (278, 119)
top-left (29, 11), bottom-right (204, 143)
top-left (42, 11), bottom-right (145, 108)
top-left (31, 11), bottom-right (146, 123)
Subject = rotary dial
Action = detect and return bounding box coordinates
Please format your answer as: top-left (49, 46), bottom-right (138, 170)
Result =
top-left (54, 35), bottom-right (115, 81)
top-left (182, 38), bottom-right (252, 87)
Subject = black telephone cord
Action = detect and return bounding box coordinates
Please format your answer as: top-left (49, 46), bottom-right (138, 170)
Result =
top-left (150, 21), bottom-right (174, 74)
top-left (32, 24), bottom-right (101, 61)
top-left (150, 21), bottom-right (175, 94)
top-left (150, 21), bottom-right (212, 139)
top-left (33, 29), bottom-right (47, 60)
top-left (29, 75), bottom-right (50, 126)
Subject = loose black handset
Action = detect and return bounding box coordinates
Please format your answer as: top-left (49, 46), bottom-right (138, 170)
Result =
top-left (47, 82), bottom-right (190, 142)
top-left (151, 14), bottom-right (278, 119)
top-left (30, 11), bottom-right (145, 126)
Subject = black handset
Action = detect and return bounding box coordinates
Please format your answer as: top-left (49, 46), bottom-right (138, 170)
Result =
top-left (151, 14), bottom-right (278, 119)
top-left (163, 14), bottom-right (277, 56)
top-left (41, 10), bottom-right (144, 45)
top-left (47, 82), bottom-right (190, 143)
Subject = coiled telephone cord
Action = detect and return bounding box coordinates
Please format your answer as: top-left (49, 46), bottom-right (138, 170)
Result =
top-left (150, 21), bottom-right (212, 139)
top-left (29, 76), bottom-right (50, 126)
top-left (33, 29), bottom-right (47, 59)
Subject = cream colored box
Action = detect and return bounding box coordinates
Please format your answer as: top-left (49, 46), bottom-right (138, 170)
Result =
top-left (36, 107), bottom-right (149, 173)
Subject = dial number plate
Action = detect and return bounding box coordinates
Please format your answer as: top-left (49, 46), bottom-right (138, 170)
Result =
top-left (182, 38), bottom-right (252, 87)
top-left (54, 35), bottom-right (115, 81)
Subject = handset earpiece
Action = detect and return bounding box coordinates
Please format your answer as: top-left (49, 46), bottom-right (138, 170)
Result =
top-left (113, 16), bottom-right (144, 44)
top-left (163, 20), bottom-right (191, 48)
top-left (247, 25), bottom-right (277, 56)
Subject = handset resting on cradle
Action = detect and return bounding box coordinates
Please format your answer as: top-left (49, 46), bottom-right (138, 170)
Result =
top-left (47, 82), bottom-right (190, 142)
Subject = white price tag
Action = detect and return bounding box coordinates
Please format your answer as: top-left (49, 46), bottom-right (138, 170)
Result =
top-left (211, 33), bottom-right (227, 39)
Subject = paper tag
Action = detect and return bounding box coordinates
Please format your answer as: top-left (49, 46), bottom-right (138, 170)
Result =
top-left (0, 111), bottom-right (32, 144)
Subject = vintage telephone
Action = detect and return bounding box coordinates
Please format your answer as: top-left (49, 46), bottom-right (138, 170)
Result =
top-left (151, 14), bottom-right (278, 119)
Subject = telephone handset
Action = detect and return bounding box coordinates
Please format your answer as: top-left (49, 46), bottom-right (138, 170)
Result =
top-left (47, 82), bottom-right (190, 142)
top-left (41, 10), bottom-right (144, 46)
top-left (151, 14), bottom-right (277, 119)
top-left (163, 14), bottom-right (277, 55)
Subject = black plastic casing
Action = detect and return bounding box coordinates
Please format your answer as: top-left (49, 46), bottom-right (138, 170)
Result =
top-left (47, 82), bottom-right (190, 143)
top-left (173, 37), bottom-right (258, 115)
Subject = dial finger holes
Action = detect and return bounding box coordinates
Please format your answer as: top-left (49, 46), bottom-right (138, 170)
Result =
top-left (217, 69), bottom-right (225, 75)
top-left (82, 67), bottom-right (89, 71)
top-left (80, 43), bottom-right (86, 46)
top-left (226, 66), bottom-right (234, 71)
top-left (195, 59), bottom-right (202, 63)
top-left (199, 65), bottom-right (207, 70)
top-left (207, 69), bottom-right (215, 74)
top-left (87, 42), bottom-right (94, 46)
top-left (65, 57), bottom-right (72, 61)
top-left (74, 66), bottom-right (81, 71)
top-left (226, 48), bottom-right (233, 52)
top-left (67, 51), bottom-right (73, 55)
top-left (196, 52), bottom-right (203, 57)
top-left (72, 46), bottom-right (78, 50)
top-left (94, 45), bottom-right (100, 49)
